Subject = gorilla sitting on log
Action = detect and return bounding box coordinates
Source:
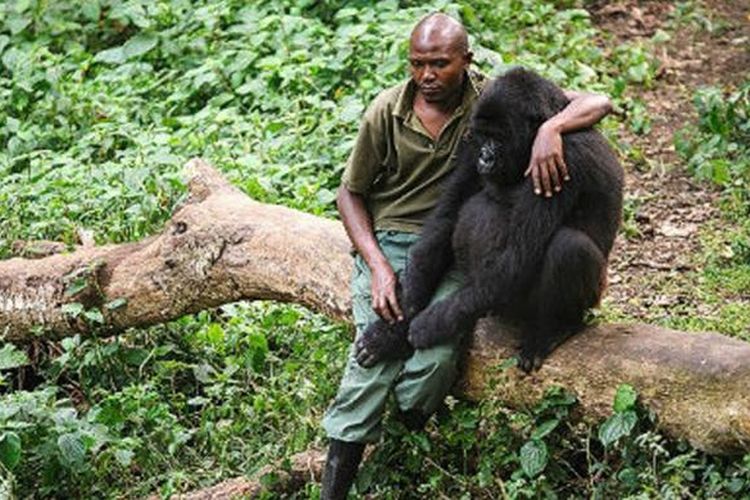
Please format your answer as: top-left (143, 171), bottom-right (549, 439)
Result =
top-left (355, 67), bottom-right (624, 372)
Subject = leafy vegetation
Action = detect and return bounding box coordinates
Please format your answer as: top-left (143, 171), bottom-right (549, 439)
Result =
top-left (676, 82), bottom-right (750, 199)
top-left (0, 0), bottom-right (748, 498)
top-left (672, 82), bottom-right (750, 339)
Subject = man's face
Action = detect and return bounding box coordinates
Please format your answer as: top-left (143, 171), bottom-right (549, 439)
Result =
top-left (408, 36), bottom-right (470, 104)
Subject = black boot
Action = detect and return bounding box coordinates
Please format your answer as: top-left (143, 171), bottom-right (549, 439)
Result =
top-left (395, 408), bottom-right (431, 432)
top-left (321, 439), bottom-right (365, 500)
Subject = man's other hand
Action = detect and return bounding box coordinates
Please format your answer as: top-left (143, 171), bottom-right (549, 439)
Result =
top-left (370, 262), bottom-right (404, 323)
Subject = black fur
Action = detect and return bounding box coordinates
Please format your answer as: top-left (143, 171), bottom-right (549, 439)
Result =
top-left (355, 67), bottom-right (624, 372)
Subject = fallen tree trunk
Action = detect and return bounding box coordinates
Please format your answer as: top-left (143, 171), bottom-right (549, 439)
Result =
top-left (166, 448), bottom-right (326, 500)
top-left (1, 158), bottom-right (748, 455)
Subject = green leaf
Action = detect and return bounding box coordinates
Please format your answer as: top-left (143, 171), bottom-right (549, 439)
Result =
top-left (247, 331), bottom-right (268, 372)
top-left (613, 384), bottom-right (637, 413)
top-left (114, 448), bottom-right (134, 467)
top-left (204, 323), bottom-right (225, 347)
top-left (0, 432), bottom-right (21, 470)
top-left (520, 439), bottom-right (548, 478)
top-left (531, 419), bottom-right (559, 440)
top-left (0, 344), bottom-right (28, 370)
top-left (104, 298), bottom-right (128, 310)
top-left (58, 433), bottom-right (86, 466)
top-left (599, 411), bottom-right (637, 447)
top-left (123, 34), bottom-right (159, 59)
top-left (0, 35), bottom-right (9, 56)
top-left (7, 17), bottom-right (31, 35)
top-left (94, 47), bottom-right (126, 65)
top-left (61, 302), bottom-right (85, 318)
top-left (83, 309), bottom-right (105, 324)
top-left (64, 277), bottom-right (88, 297)
top-left (82, 0), bottom-right (101, 21)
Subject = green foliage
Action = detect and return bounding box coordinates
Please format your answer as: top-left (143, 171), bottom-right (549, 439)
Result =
top-left (0, 345), bottom-right (28, 371)
top-left (676, 83), bottom-right (750, 196)
top-left (599, 384), bottom-right (638, 447)
top-left (351, 380), bottom-right (750, 498)
top-left (0, 0), bottom-right (657, 258)
top-left (671, 81), bottom-right (750, 338)
top-left (0, 303), bottom-right (349, 497)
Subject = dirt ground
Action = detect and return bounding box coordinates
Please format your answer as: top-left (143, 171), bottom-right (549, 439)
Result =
top-left (587, 0), bottom-right (749, 324)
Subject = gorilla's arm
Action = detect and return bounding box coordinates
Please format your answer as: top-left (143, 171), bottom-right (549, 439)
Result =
top-left (401, 143), bottom-right (482, 315)
top-left (354, 143), bottom-right (481, 367)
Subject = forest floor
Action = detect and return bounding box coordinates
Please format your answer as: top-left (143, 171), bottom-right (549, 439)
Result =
top-left (589, 0), bottom-right (749, 328)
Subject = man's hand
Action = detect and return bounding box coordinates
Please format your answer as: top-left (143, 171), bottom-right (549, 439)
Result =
top-left (523, 89), bottom-right (612, 197)
top-left (524, 121), bottom-right (569, 197)
top-left (370, 261), bottom-right (404, 323)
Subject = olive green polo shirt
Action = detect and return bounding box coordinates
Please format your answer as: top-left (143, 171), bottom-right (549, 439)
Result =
top-left (342, 71), bottom-right (487, 233)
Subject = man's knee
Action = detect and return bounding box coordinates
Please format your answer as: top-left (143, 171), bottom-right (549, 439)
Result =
top-left (394, 344), bottom-right (459, 412)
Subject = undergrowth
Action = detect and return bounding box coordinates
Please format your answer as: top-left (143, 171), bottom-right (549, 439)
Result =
top-left (673, 81), bottom-right (750, 339)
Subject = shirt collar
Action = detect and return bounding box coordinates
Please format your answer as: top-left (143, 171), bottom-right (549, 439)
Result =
top-left (392, 70), bottom-right (483, 120)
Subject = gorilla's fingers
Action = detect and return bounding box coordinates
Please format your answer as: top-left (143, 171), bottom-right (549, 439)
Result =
top-left (355, 320), bottom-right (413, 368)
top-left (355, 347), bottom-right (369, 366)
top-left (357, 349), bottom-right (377, 368)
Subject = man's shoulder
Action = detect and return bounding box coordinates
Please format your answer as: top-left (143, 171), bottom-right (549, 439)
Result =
top-left (469, 69), bottom-right (489, 95)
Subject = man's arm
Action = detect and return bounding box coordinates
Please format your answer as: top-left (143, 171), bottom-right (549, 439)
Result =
top-left (337, 186), bottom-right (403, 323)
top-left (525, 90), bottom-right (613, 197)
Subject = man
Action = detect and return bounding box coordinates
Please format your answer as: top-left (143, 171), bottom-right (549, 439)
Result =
top-left (321, 13), bottom-right (612, 499)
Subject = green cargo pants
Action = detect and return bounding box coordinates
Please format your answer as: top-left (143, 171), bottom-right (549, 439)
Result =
top-left (323, 231), bottom-right (464, 443)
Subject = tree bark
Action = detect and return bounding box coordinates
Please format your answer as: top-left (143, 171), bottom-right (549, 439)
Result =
top-left (1, 159), bottom-right (748, 455)
top-left (163, 448), bottom-right (326, 500)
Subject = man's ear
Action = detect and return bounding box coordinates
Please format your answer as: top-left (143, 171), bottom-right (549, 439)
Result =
top-left (464, 51), bottom-right (474, 66)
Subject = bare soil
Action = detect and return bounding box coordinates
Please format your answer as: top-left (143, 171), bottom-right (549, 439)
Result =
top-left (587, 0), bottom-right (750, 325)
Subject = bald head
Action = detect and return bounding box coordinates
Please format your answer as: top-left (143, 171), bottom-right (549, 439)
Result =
top-left (410, 13), bottom-right (469, 55)
top-left (407, 13), bottom-right (472, 105)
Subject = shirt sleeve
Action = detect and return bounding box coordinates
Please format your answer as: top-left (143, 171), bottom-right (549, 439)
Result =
top-left (341, 97), bottom-right (389, 195)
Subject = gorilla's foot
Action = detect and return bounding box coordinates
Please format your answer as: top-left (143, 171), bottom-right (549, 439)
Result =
top-left (518, 326), bottom-right (580, 373)
top-left (355, 320), bottom-right (413, 368)
top-left (408, 307), bottom-right (442, 348)
top-left (518, 341), bottom-right (552, 373)
top-left (408, 301), bottom-right (466, 348)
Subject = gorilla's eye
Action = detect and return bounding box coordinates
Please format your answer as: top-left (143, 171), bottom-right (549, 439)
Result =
top-left (477, 138), bottom-right (500, 174)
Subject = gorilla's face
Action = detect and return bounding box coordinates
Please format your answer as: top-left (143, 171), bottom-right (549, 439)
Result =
top-left (475, 133), bottom-right (500, 175)
top-left (470, 113), bottom-right (514, 184)
top-left (470, 81), bottom-right (536, 185)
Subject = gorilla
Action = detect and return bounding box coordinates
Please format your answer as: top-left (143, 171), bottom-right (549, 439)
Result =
top-left (355, 67), bottom-right (624, 372)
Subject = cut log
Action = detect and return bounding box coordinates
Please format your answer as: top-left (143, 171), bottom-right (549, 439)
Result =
top-left (0, 158), bottom-right (748, 455)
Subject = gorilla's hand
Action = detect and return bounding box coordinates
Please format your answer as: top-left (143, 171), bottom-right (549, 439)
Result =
top-left (355, 319), bottom-right (413, 368)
